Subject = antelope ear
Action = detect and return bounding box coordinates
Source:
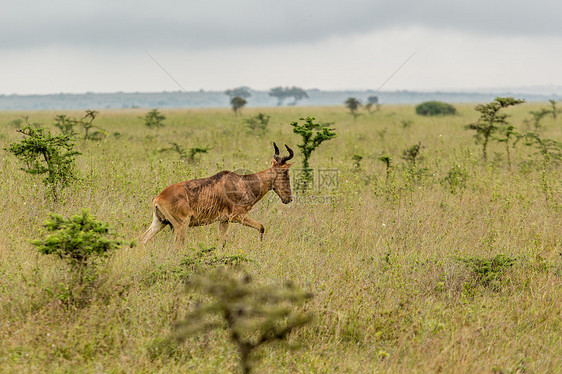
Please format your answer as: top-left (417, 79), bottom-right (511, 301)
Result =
top-left (270, 158), bottom-right (277, 167)
top-left (280, 162), bottom-right (294, 168)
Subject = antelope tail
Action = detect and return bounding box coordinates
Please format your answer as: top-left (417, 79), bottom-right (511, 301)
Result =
top-left (154, 203), bottom-right (183, 230)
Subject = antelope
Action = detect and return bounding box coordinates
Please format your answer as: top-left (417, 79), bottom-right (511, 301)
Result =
top-left (140, 143), bottom-right (294, 247)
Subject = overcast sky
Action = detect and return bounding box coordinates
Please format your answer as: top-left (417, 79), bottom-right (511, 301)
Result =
top-left (1, 0), bottom-right (562, 95)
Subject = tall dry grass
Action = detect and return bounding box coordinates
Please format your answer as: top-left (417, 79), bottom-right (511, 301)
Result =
top-left (0, 103), bottom-right (560, 373)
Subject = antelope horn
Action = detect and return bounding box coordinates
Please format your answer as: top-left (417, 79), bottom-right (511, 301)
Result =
top-left (280, 144), bottom-right (294, 164)
top-left (273, 142), bottom-right (281, 162)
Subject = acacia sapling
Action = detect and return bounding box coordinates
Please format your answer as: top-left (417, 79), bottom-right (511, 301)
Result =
top-left (173, 269), bottom-right (313, 374)
top-left (290, 117), bottom-right (337, 191)
top-left (6, 126), bottom-right (81, 200)
top-left (465, 97), bottom-right (525, 161)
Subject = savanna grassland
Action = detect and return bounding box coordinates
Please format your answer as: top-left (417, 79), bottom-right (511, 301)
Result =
top-left (0, 103), bottom-right (561, 373)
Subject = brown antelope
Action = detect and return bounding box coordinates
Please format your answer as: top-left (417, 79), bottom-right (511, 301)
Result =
top-left (140, 143), bottom-right (294, 247)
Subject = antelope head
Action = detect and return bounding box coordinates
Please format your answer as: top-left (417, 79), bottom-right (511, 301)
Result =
top-left (271, 142), bottom-right (294, 204)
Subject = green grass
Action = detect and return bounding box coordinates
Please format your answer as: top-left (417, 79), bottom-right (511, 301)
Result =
top-left (0, 104), bottom-right (561, 373)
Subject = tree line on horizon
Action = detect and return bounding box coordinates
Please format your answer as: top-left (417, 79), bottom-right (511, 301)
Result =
top-left (225, 86), bottom-right (381, 114)
top-left (225, 86), bottom-right (311, 113)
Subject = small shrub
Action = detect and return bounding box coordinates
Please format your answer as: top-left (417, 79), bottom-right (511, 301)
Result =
top-left (160, 142), bottom-right (212, 162)
top-left (179, 244), bottom-right (253, 271)
top-left (53, 115), bottom-right (77, 135)
top-left (441, 163), bottom-right (469, 194)
top-left (7, 118), bottom-right (24, 128)
top-left (415, 101), bottom-right (456, 116)
top-left (244, 112), bottom-right (270, 133)
top-left (53, 110), bottom-right (103, 140)
top-left (401, 142), bottom-right (423, 167)
top-left (456, 254), bottom-right (516, 289)
top-left (401, 119), bottom-right (413, 129)
top-left (144, 109), bottom-right (166, 128)
top-left (146, 336), bottom-right (180, 361)
top-left (351, 154), bottom-right (363, 170)
top-left (378, 155), bottom-right (392, 184)
top-left (187, 146), bottom-right (212, 162)
top-left (32, 210), bottom-right (121, 304)
top-left (32, 210), bottom-right (121, 280)
top-left (527, 108), bottom-right (550, 130)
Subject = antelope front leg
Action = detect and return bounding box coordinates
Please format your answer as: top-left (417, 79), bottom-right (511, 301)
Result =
top-left (232, 216), bottom-right (265, 241)
top-left (219, 221), bottom-right (229, 248)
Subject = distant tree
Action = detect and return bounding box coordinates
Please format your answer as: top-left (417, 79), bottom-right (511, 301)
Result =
top-left (231, 96), bottom-right (247, 114)
top-left (344, 97), bottom-right (362, 119)
top-left (287, 86), bottom-right (308, 105)
top-left (269, 87), bottom-right (287, 106)
top-left (415, 101), bottom-right (456, 116)
top-left (365, 95), bottom-right (380, 114)
top-left (269, 86), bottom-right (308, 106)
top-left (225, 87), bottom-right (251, 100)
top-left (465, 97), bottom-right (525, 161)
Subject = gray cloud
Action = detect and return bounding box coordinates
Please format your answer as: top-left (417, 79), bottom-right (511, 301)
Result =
top-left (2, 0), bottom-right (562, 50)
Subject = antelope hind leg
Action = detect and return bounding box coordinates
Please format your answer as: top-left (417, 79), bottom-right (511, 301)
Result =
top-left (140, 212), bottom-right (167, 245)
top-left (174, 223), bottom-right (189, 248)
